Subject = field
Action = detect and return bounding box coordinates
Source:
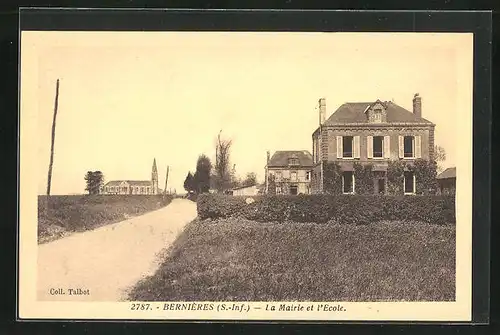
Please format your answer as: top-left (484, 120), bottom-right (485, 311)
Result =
top-left (38, 195), bottom-right (172, 244)
top-left (128, 218), bottom-right (455, 302)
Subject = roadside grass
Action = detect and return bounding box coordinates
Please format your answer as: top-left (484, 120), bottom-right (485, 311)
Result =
top-left (128, 218), bottom-right (455, 302)
top-left (38, 195), bottom-right (172, 244)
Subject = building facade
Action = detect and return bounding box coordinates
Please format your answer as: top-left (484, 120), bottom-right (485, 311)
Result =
top-left (265, 150), bottom-right (313, 195)
top-left (101, 158), bottom-right (161, 195)
top-left (311, 94), bottom-right (435, 194)
top-left (436, 167), bottom-right (456, 195)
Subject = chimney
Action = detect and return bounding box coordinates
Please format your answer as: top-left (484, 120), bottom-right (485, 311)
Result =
top-left (412, 93), bottom-right (422, 118)
top-left (319, 98), bottom-right (326, 125)
top-left (266, 151), bottom-right (270, 164)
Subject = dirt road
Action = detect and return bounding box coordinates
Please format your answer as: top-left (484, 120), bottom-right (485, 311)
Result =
top-left (37, 198), bottom-right (197, 302)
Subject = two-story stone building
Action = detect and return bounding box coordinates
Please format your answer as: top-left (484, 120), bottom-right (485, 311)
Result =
top-left (265, 150), bottom-right (313, 195)
top-left (311, 94), bottom-right (435, 194)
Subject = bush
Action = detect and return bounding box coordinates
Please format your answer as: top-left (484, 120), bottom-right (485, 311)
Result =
top-left (38, 194), bottom-right (173, 243)
top-left (197, 194), bottom-right (455, 225)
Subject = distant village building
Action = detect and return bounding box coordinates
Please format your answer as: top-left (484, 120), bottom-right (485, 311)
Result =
top-left (311, 94), bottom-right (435, 194)
top-left (232, 184), bottom-right (259, 196)
top-left (265, 150), bottom-right (313, 195)
top-left (436, 167), bottom-right (456, 195)
top-left (101, 159), bottom-right (161, 195)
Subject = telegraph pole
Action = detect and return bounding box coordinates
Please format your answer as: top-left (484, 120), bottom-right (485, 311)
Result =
top-left (46, 79), bottom-right (60, 197)
top-left (164, 166), bottom-right (169, 195)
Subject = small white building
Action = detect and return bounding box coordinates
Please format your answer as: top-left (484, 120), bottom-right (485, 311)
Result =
top-left (232, 184), bottom-right (259, 196)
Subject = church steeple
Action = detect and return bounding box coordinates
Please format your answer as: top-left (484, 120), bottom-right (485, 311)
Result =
top-left (152, 158), bottom-right (158, 194)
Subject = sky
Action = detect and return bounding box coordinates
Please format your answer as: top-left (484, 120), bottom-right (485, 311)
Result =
top-left (22, 31), bottom-right (472, 195)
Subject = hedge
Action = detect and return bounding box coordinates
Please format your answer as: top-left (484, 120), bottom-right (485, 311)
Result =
top-left (197, 194), bottom-right (455, 225)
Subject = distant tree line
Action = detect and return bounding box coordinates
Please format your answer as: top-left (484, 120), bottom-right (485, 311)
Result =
top-left (183, 154), bottom-right (212, 194)
top-left (183, 131), bottom-right (259, 195)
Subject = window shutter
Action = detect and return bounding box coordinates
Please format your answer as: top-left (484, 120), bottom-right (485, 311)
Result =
top-left (353, 136), bottom-right (360, 158)
top-left (413, 174), bottom-right (416, 194)
top-left (398, 136), bottom-right (404, 158)
top-left (384, 136), bottom-right (391, 158)
top-left (353, 174), bottom-right (356, 194)
top-left (415, 135), bottom-right (422, 158)
top-left (336, 136), bottom-right (343, 158)
top-left (403, 174), bottom-right (405, 193)
top-left (367, 136), bottom-right (373, 159)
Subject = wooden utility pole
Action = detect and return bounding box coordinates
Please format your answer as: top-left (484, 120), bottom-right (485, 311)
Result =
top-left (164, 166), bottom-right (169, 195)
top-left (46, 79), bottom-right (60, 196)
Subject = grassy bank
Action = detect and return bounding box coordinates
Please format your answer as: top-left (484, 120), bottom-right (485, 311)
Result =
top-left (38, 195), bottom-right (173, 244)
top-left (128, 218), bottom-right (455, 302)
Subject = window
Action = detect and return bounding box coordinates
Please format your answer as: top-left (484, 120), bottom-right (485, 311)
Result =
top-left (141, 187), bottom-right (145, 194)
top-left (342, 171), bottom-right (354, 194)
top-left (275, 171), bottom-right (282, 181)
top-left (373, 136), bottom-right (384, 158)
top-left (289, 185), bottom-right (298, 195)
top-left (276, 186), bottom-right (282, 194)
top-left (306, 171), bottom-right (311, 181)
top-left (343, 136), bottom-right (353, 158)
top-left (373, 171), bottom-right (386, 194)
top-left (404, 171), bottom-right (415, 194)
top-left (288, 158), bottom-right (299, 165)
top-left (373, 108), bottom-right (382, 122)
top-left (404, 136), bottom-right (414, 158)
top-left (290, 171), bottom-right (297, 181)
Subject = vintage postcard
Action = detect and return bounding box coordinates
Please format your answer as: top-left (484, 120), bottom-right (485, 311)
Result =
top-left (19, 29), bottom-right (474, 321)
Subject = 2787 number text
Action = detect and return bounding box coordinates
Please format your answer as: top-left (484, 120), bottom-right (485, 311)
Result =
top-left (130, 303), bottom-right (152, 311)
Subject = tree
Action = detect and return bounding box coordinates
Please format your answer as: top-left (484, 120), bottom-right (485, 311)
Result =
top-left (183, 172), bottom-right (195, 193)
top-left (213, 130), bottom-right (233, 192)
top-left (243, 172), bottom-right (257, 187)
top-left (231, 175), bottom-right (242, 189)
top-left (84, 171), bottom-right (104, 195)
top-left (193, 154), bottom-right (212, 194)
top-left (434, 145), bottom-right (447, 173)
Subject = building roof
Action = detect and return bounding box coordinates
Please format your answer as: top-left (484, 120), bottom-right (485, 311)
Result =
top-left (267, 150), bottom-right (314, 168)
top-left (323, 101), bottom-right (434, 125)
top-left (104, 180), bottom-right (152, 187)
top-left (436, 167), bottom-right (456, 180)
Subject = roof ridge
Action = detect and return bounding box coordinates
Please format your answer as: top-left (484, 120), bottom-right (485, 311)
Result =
top-left (324, 99), bottom-right (434, 125)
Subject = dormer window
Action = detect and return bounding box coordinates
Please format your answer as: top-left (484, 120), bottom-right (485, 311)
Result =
top-left (373, 108), bottom-right (382, 123)
top-left (288, 157), bottom-right (299, 166)
top-left (366, 101), bottom-right (387, 123)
